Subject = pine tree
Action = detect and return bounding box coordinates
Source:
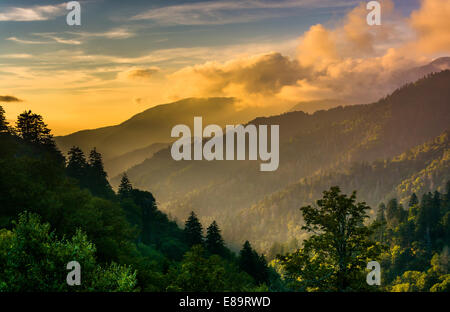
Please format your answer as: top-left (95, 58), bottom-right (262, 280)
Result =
top-left (87, 148), bottom-right (113, 198)
top-left (205, 221), bottom-right (225, 256)
top-left (66, 146), bottom-right (88, 184)
top-left (118, 173), bottom-right (133, 199)
top-left (239, 241), bottom-right (269, 285)
top-left (239, 241), bottom-right (255, 275)
top-left (0, 105), bottom-right (9, 133)
top-left (184, 211), bottom-right (203, 248)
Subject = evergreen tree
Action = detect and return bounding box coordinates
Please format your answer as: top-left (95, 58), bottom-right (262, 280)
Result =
top-left (205, 221), bottom-right (225, 256)
top-left (0, 106), bottom-right (9, 133)
top-left (416, 192), bottom-right (441, 247)
top-left (239, 241), bottom-right (269, 285)
top-left (66, 146), bottom-right (88, 184)
top-left (184, 211), bottom-right (203, 248)
top-left (118, 173), bottom-right (133, 199)
top-left (87, 148), bottom-right (113, 198)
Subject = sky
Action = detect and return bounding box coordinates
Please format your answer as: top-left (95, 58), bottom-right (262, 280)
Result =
top-left (0, 0), bottom-right (448, 135)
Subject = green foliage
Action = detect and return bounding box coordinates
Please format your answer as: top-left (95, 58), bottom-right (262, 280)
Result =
top-left (167, 245), bottom-right (255, 292)
top-left (184, 211), bottom-right (204, 248)
top-left (279, 187), bottom-right (384, 291)
top-left (205, 220), bottom-right (225, 256)
top-left (0, 212), bottom-right (137, 292)
top-left (377, 184), bottom-right (450, 291)
top-left (239, 241), bottom-right (270, 286)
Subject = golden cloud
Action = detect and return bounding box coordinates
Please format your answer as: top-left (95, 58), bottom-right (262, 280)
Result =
top-left (165, 0), bottom-right (449, 106)
top-left (121, 68), bottom-right (160, 82)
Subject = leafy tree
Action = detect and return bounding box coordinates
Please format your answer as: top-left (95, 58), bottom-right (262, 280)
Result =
top-left (205, 221), bottom-right (225, 256)
top-left (0, 212), bottom-right (137, 292)
top-left (279, 186), bottom-right (383, 291)
top-left (184, 211), bottom-right (203, 248)
top-left (16, 110), bottom-right (53, 146)
top-left (167, 245), bottom-right (254, 292)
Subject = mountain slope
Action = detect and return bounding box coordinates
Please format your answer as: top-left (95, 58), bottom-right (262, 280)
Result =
top-left (122, 71), bottom-right (450, 251)
top-left (55, 97), bottom-right (265, 160)
top-left (235, 130), bottom-right (450, 251)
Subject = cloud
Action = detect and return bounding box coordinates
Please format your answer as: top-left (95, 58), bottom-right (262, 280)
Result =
top-left (67, 28), bottom-right (137, 40)
top-left (121, 68), bottom-right (160, 81)
top-left (7, 37), bottom-right (48, 44)
top-left (0, 54), bottom-right (33, 59)
top-left (0, 95), bottom-right (22, 102)
top-left (0, 4), bottom-right (66, 22)
top-left (131, 0), bottom-right (358, 25)
top-left (409, 0), bottom-right (450, 54)
top-left (170, 52), bottom-right (303, 96)
top-left (162, 0), bottom-right (450, 105)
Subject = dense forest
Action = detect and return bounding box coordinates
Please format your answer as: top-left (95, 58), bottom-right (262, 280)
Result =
top-left (0, 72), bottom-right (448, 292)
top-left (118, 71), bottom-right (450, 253)
top-left (0, 107), bottom-right (275, 291)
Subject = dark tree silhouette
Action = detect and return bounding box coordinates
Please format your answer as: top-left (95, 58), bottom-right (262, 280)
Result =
top-left (66, 146), bottom-right (88, 184)
top-left (16, 110), bottom-right (53, 146)
top-left (205, 220), bottom-right (225, 256)
top-left (86, 148), bottom-right (114, 198)
top-left (118, 173), bottom-right (133, 199)
top-left (0, 106), bottom-right (9, 133)
top-left (184, 211), bottom-right (203, 248)
top-left (239, 240), bottom-right (269, 285)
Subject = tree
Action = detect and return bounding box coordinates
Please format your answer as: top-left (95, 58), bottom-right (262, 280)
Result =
top-left (279, 186), bottom-right (383, 291)
top-left (205, 221), bottom-right (225, 256)
top-left (167, 245), bottom-right (255, 292)
top-left (66, 146), bottom-right (88, 184)
top-left (0, 106), bottom-right (9, 133)
top-left (184, 211), bottom-right (203, 248)
top-left (15, 110), bottom-right (53, 146)
top-left (118, 173), bottom-right (133, 199)
top-left (409, 193), bottom-right (419, 208)
top-left (239, 240), bottom-right (269, 285)
top-left (87, 148), bottom-right (114, 198)
top-left (0, 212), bottom-right (137, 292)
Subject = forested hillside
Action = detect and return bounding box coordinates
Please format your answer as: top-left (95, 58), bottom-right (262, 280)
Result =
top-left (55, 97), bottom-right (275, 176)
top-left (0, 107), bottom-right (275, 291)
top-left (122, 71), bottom-right (450, 252)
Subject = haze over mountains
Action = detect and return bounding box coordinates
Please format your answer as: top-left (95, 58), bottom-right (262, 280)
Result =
top-left (57, 57), bottom-right (450, 157)
top-left (117, 70), bottom-right (450, 252)
top-left (56, 97), bottom-right (284, 176)
top-left (55, 60), bottom-right (450, 252)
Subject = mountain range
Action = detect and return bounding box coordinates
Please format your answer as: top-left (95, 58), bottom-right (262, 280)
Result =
top-left (56, 60), bottom-right (450, 252)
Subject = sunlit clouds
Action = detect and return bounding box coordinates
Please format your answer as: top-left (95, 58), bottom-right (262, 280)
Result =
top-left (0, 0), bottom-right (448, 134)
